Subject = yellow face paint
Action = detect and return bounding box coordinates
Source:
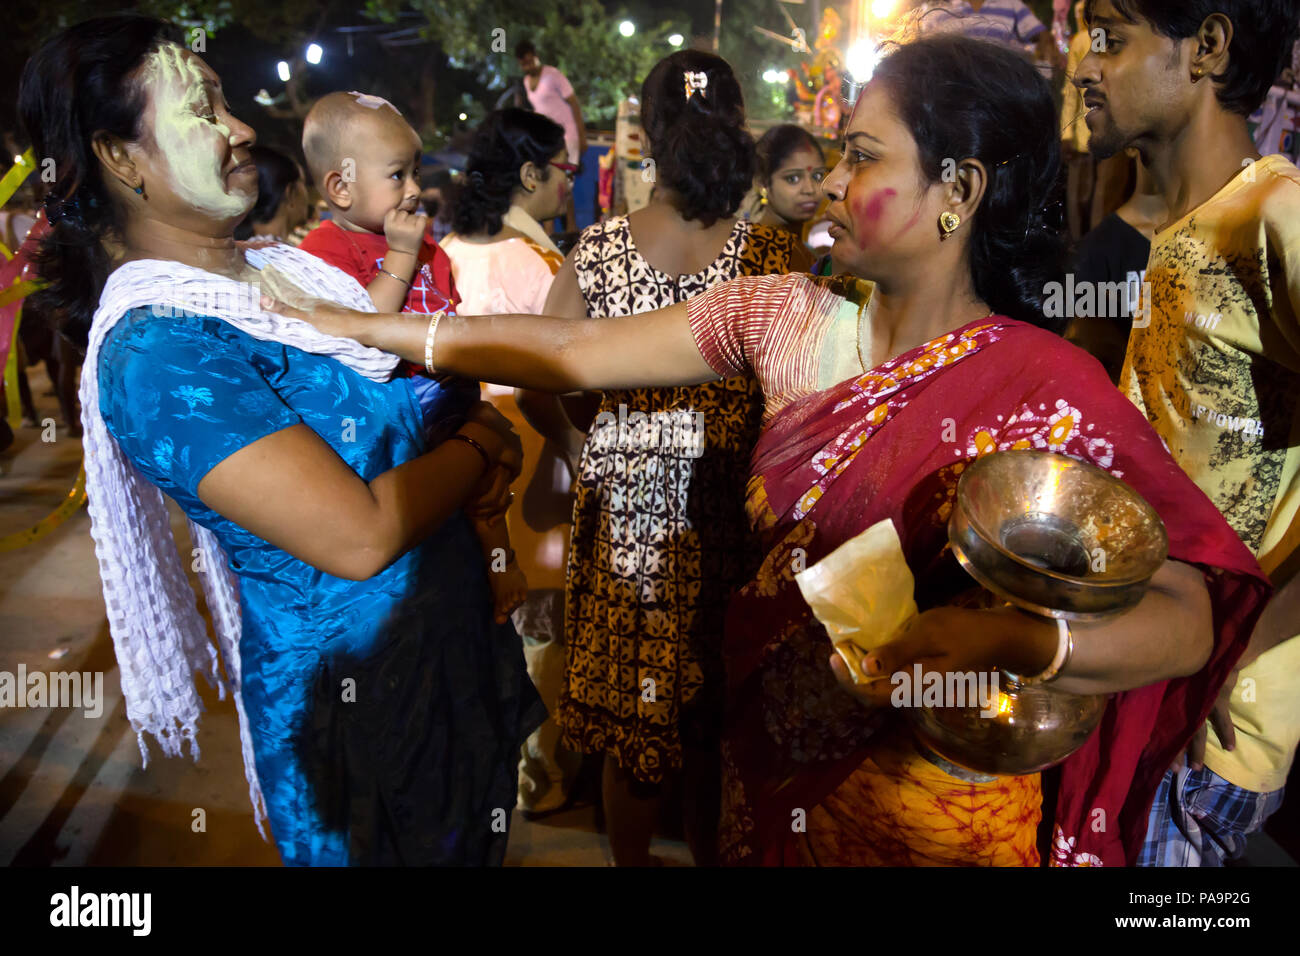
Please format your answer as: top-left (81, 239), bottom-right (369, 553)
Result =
top-left (140, 44), bottom-right (251, 220)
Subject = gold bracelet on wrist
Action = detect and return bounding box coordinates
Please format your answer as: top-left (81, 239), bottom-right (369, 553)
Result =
top-left (424, 309), bottom-right (445, 373)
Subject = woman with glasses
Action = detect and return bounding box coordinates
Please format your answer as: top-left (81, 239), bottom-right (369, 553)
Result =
top-left (440, 108), bottom-right (579, 817)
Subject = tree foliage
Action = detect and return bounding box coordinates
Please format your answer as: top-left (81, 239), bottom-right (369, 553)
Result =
top-left (1, 0), bottom-right (318, 148)
top-left (367, 0), bottom-right (691, 126)
top-left (1, 0), bottom-right (819, 153)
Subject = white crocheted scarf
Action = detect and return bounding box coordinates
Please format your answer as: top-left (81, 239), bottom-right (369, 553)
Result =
top-left (79, 242), bottom-right (396, 837)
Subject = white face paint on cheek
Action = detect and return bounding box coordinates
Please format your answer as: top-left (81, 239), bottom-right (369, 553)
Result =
top-left (140, 44), bottom-right (249, 220)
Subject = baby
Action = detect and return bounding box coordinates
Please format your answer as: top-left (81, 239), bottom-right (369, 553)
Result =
top-left (298, 90), bottom-right (525, 623)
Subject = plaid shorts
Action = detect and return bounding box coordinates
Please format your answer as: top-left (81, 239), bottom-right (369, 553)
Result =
top-left (1138, 765), bottom-right (1285, 867)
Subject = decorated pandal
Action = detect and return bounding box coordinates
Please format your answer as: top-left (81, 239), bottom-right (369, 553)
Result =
top-left (755, 3), bottom-right (911, 136)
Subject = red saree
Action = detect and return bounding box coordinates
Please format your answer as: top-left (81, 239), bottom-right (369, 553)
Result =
top-left (719, 317), bottom-right (1270, 866)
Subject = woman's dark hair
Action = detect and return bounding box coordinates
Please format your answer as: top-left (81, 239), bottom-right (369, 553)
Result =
top-left (640, 50), bottom-right (754, 226)
top-left (1084, 0), bottom-right (1300, 116)
top-left (18, 15), bottom-right (184, 348)
top-left (234, 146), bottom-right (303, 240)
top-left (872, 34), bottom-right (1067, 329)
top-left (450, 107), bottom-right (565, 236)
top-left (755, 124), bottom-right (825, 184)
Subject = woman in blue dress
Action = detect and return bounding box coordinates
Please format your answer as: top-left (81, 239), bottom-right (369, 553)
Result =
top-left (19, 16), bottom-right (543, 865)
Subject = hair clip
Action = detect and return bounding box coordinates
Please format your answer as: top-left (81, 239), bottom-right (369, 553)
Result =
top-left (42, 192), bottom-right (82, 226)
top-left (684, 71), bottom-right (709, 100)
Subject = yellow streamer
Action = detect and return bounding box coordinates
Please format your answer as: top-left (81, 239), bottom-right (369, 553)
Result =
top-left (0, 149), bottom-right (37, 211)
top-left (3, 148), bottom-right (39, 429)
top-left (4, 308), bottom-right (22, 430)
top-left (0, 463), bottom-right (87, 552)
top-left (1, 147), bottom-right (86, 549)
top-left (0, 279), bottom-right (40, 309)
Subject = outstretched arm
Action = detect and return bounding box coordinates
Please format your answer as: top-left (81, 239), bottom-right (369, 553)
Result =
top-left (514, 252), bottom-right (599, 469)
top-left (265, 297), bottom-right (721, 393)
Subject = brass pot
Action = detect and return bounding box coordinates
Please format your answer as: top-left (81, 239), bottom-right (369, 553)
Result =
top-left (909, 671), bottom-right (1110, 776)
top-left (907, 450), bottom-right (1168, 776)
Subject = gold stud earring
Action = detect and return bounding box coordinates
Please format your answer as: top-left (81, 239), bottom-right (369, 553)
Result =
top-left (939, 211), bottom-right (961, 238)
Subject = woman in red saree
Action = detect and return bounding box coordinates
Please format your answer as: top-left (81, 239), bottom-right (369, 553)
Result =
top-left (272, 35), bottom-right (1270, 865)
top-left (687, 272), bottom-right (1266, 865)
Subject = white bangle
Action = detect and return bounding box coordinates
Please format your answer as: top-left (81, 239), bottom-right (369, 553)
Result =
top-left (424, 309), bottom-right (445, 374)
top-left (1011, 618), bottom-right (1072, 686)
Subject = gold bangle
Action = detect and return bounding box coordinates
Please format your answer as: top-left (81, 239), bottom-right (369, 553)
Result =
top-left (424, 309), bottom-right (445, 373)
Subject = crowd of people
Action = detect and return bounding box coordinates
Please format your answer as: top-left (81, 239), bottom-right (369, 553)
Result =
top-left (2, 0), bottom-right (1298, 867)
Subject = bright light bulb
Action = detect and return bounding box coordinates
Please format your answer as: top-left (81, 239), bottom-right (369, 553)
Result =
top-left (306, 43), bottom-right (323, 65)
top-left (846, 40), bottom-right (880, 83)
top-left (870, 0), bottom-right (899, 18)
top-left (276, 60), bottom-right (291, 82)
top-left (619, 21), bottom-right (635, 37)
top-left (668, 33), bottom-right (683, 47)
top-left (458, 112), bottom-right (468, 121)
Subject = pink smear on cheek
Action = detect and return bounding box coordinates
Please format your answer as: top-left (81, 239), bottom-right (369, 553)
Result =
top-left (850, 187), bottom-right (896, 250)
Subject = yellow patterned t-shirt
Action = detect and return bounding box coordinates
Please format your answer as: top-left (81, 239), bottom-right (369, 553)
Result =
top-left (1121, 154), bottom-right (1300, 793)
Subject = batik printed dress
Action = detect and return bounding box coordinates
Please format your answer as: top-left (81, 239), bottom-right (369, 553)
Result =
top-left (560, 216), bottom-right (795, 783)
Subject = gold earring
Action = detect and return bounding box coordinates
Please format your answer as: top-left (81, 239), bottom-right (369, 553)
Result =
top-left (759, 187), bottom-right (768, 206)
top-left (939, 211), bottom-right (961, 238)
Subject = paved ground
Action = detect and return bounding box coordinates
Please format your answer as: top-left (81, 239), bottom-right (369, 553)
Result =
top-left (1, 365), bottom-right (1292, 867)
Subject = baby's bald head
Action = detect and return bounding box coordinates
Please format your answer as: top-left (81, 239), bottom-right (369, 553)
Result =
top-left (301, 90), bottom-right (425, 233)
top-left (302, 91), bottom-right (407, 188)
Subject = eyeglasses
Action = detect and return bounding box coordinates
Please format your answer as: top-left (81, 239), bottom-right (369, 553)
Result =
top-left (550, 161), bottom-right (579, 181)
